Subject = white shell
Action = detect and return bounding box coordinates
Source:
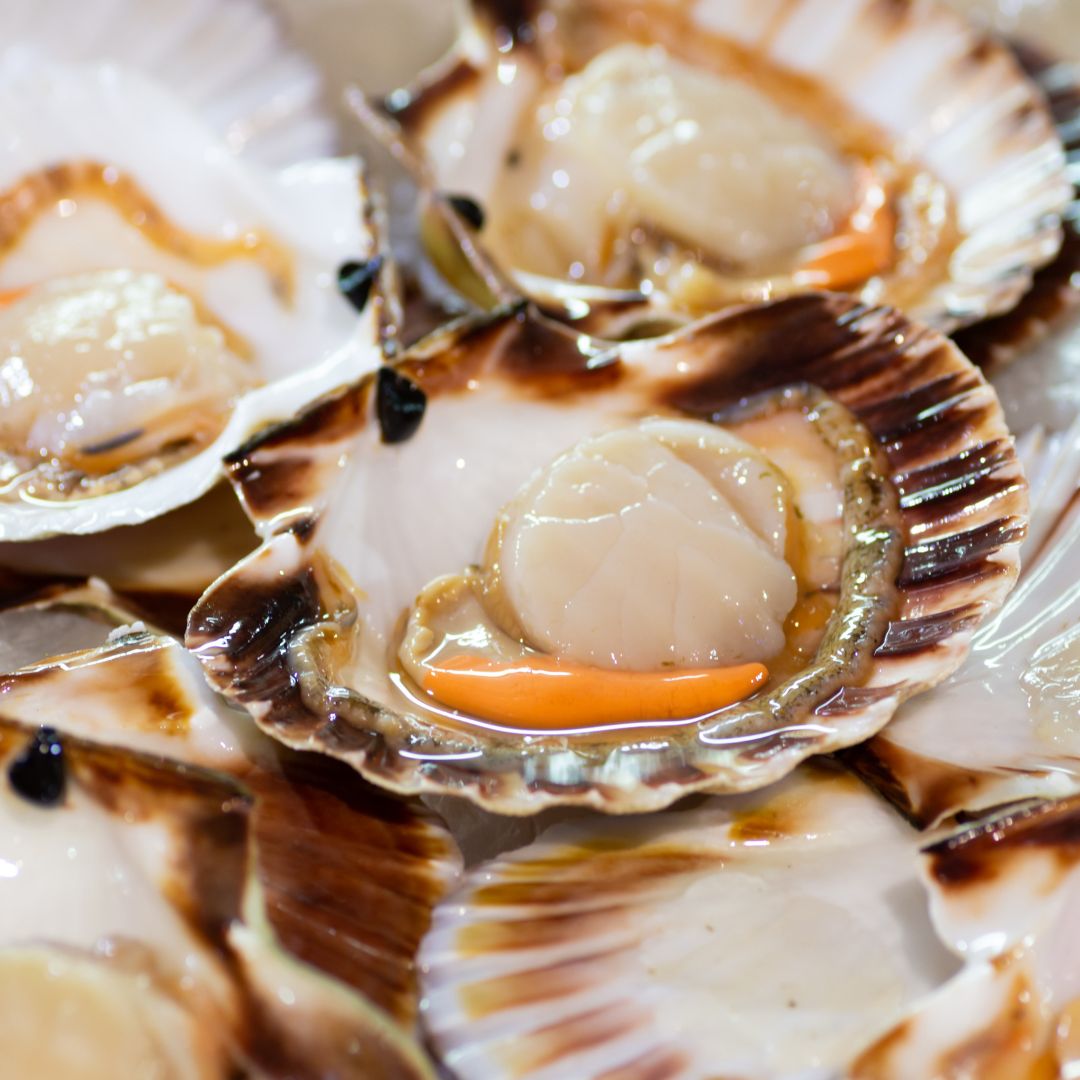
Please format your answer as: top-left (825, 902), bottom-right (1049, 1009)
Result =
top-left (419, 766), bottom-right (957, 1079)
top-left (1, 0), bottom-right (335, 165)
top-left (0, 63), bottom-right (381, 541)
top-left (386, 0), bottom-right (1071, 334)
top-left (419, 767), bottom-right (1080, 1078)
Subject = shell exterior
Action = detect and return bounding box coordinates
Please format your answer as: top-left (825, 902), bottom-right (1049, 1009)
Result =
top-left (0, 581), bottom-right (462, 1052)
top-left (953, 43), bottom-right (1080, 373)
top-left (376, 0), bottom-right (1071, 336)
top-left (844, 411), bottom-right (1080, 828)
top-left (188, 293), bottom-right (1026, 814)
top-left (0, 62), bottom-right (384, 541)
top-left (1, 0), bottom-right (335, 165)
top-left (418, 766), bottom-right (1080, 1079)
top-left (420, 767), bottom-right (954, 1079)
top-left (853, 796), bottom-right (1080, 1077)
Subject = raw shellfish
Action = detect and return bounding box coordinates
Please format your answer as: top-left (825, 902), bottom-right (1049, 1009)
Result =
top-left (189, 293), bottom-right (1025, 813)
top-left (0, 61), bottom-right (382, 541)
top-left (371, 0), bottom-right (1071, 336)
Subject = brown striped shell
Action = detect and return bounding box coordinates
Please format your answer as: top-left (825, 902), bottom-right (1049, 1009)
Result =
top-left (0, 583), bottom-right (461, 1072)
top-left (187, 293), bottom-right (1025, 814)
top-left (842, 412), bottom-right (1080, 828)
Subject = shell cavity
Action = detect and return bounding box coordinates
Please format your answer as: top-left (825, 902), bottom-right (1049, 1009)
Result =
top-left (189, 293), bottom-right (1026, 813)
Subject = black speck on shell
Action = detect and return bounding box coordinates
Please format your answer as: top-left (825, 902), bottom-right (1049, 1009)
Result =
top-left (337, 256), bottom-right (383, 314)
top-left (447, 194), bottom-right (485, 231)
top-left (376, 366), bottom-right (427, 444)
top-left (7, 727), bottom-right (66, 807)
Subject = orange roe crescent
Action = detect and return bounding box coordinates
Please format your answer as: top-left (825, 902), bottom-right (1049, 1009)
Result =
top-left (422, 655), bottom-right (769, 730)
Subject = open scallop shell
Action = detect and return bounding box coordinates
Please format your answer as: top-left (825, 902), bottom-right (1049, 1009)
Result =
top-left (369, 0), bottom-right (1071, 338)
top-left (188, 293), bottom-right (1026, 814)
top-left (843, 413), bottom-right (1080, 828)
top-left (0, 580), bottom-right (462, 1035)
top-left (2, 0), bottom-right (335, 165)
top-left (0, 713), bottom-right (442, 1077)
top-left (0, 62), bottom-right (384, 542)
top-left (419, 765), bottom-right (958, 1079)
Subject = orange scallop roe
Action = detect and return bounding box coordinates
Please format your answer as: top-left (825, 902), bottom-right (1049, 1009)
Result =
top-left (422, 654), bottom-right (768, 729)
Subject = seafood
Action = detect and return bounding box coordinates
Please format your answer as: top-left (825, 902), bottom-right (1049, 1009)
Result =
top-left (370, 0), bottom-right (1071, 336)
top-left (0, 61), bottom-right (383, 541)
top-left (189, 293), bottom-right (1025, 813)
top-left (418, 766), bottom-right (955, 1079)
top-left (0, 580), bottom-right (461, 1036)
top-left (0, 716), bottom-right (445, 1078)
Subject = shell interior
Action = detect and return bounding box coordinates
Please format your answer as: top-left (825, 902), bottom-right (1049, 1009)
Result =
top-left (189, 294), bottom-right (1025, 813)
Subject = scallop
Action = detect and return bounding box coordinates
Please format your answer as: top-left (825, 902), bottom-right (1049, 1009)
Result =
top-left (419, 765), bottom-right (957, 1079)
top-left (0, 61), bottom-right (383, 541)
top-left (0, 579), bottom-right (461, 1046)
top-left (365, 0), bottom-right (1071, 338)
top-left (0, 712), bottom-right (447, 1078)
top-left (189, 293), bottom-right (1025, 813)
top-left (856, 796), bottom-right (1080, 1077)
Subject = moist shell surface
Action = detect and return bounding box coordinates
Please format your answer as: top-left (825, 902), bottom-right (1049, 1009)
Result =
top-left (375, 0), bottom-right (1070, 337)
top-left (189, 292), bottom-right (1026, 814)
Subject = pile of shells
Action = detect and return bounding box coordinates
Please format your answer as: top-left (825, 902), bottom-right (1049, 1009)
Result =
top-left (2, 0), bottom-right (1080, 1076)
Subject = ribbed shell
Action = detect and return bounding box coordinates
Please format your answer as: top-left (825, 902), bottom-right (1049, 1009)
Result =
top-left (373, 0), bottom-right (1071, 336)
top-left (0, 583), bottom-right (460, 1070)
top-left (2, 0), bottom-right (335, 165)
top-left (188, 293), bottom-right (1026, 814)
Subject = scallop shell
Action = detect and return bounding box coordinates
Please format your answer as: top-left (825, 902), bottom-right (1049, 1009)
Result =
top-left (369, 0), bottom-right (1071, 337)
top-left (418, 765), bottom-right (955, 1079)
top-left (0, 715), bottom-right (441, 1077)
top-left (0, 62), bottom-right (384, 541)
top-left (953, 43), bottom-right (1080, 373)
top-left (854, 796), bottom-right (1080, 1077)
top-left (418, 767), bottom-right (1080, 1078)
top-left (2, 0), bottom-right (335, 165)
top-left (0, 581), bottom-right (462, 1042)
top-left (188, 293), bottom-right (1026, 814)
top-left (843, 412), bottom-right (1080, 828)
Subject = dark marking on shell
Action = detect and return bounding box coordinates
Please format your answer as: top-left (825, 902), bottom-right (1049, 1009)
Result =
top-left (246, 752), bottom-right (457, 1025)
top-left (925, 796), bottom-right (1080, 891)
top-left (337, 256), bottom-right (383, 314)
top-left (381, 58), bottom-right (482, 139)
top-left (875, 606), bottom-right (983, 657)
top-left (841, 736), bottom-right (1021, 829)
top-left (473, 0), bottom-right (540, 45)
top-left (376, 366), bottom-right (428, 444)
top-left (6, 726), bottom-right (66, 806)
top-left (899, 520), bottom-right (1025, 588)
